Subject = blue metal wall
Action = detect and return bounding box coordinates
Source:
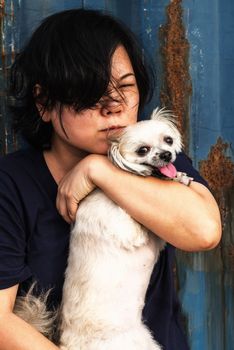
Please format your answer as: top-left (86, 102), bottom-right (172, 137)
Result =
top-left (0, 1), bottom-right (234, 349)
top-left (178, 2), bottom-right (234, 349)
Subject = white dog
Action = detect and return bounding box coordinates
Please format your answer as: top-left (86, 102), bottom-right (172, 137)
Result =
top-left (14, 108), bottom-right (192, 349)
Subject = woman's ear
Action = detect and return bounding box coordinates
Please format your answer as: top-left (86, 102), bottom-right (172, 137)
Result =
top-left (36, 103), bottom-right (51, 122)
top-left (33, 84), bottom-right (51, 122)
top-left (40, 109), bottom-right (51, 122)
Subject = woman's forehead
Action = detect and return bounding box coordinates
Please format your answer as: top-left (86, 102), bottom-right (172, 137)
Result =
top-left (111, 46), bottom-right (135, 80)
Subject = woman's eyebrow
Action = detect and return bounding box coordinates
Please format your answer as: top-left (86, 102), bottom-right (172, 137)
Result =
top-left (119, 73), bottom-right (135, 81)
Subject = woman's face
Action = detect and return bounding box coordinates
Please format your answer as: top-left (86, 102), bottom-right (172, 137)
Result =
top-left (44, 45), bottom-right (140, 157)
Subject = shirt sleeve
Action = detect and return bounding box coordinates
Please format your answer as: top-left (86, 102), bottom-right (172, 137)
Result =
top-left (0, 170), bottom-right (32, 289)
top-left (174, 152), bottom-right (209, 188)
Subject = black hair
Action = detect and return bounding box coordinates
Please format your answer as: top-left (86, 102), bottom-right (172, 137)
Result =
top-left (10, 8), bottom-right (155, 149)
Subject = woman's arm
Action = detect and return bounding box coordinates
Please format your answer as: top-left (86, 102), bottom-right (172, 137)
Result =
top-left (57, 154), bottom-right (222, 252)
top-left (0, 285), bottom-right (59, 350)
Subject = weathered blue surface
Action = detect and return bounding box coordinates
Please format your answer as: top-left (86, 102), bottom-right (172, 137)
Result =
top-left (183, 0), bottom-right (234, 165)
top-left (0, 1), bottom-right (234, 349)
top-left (179, 2), bottom-right (234, 350)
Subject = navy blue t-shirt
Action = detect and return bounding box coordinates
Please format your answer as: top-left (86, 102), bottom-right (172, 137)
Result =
top-left (0, 147), bottom-right (208, 349)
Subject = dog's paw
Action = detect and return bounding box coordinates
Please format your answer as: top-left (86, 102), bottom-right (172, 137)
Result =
top-left (174, 171), bottom-right (193, 186)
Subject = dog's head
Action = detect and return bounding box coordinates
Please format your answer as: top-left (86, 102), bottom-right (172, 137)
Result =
top-left (108, 107), bottom-right (182, 177)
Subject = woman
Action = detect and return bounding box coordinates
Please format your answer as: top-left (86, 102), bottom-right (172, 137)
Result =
top-left (0, 8), bottom-right (221, 350)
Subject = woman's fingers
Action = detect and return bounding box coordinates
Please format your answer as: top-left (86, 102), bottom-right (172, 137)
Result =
top-left (56, 185), bottom-right (78, 223)
top-left (56, 155), bottom-right (99, 222)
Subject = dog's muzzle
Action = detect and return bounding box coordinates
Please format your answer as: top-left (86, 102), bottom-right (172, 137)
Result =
top-left (159, 151), bottom-right (172, 162)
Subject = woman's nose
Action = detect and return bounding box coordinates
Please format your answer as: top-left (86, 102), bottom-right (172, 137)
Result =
top-left (100, 101), bottom-right (123, 117)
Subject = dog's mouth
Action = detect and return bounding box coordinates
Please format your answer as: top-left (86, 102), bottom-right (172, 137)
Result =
top-left (144, 162), bottom-right (177, 179)
top-left (158, 163), bottom-right (177, 178)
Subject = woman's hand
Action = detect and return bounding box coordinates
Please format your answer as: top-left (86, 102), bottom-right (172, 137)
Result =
top-left (56, 154), bottom-right (109, 223)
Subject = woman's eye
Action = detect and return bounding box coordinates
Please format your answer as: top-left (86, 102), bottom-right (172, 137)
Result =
top-left (136, 146), bottom-right (151, 156)
top-left (119, 84), bottom-right (135, 89)
top-left (164, 136), bottom-right (173, 145)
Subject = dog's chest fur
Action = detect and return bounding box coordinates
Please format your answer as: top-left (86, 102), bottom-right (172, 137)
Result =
top-left (60, 189), bottom-right (164, 349)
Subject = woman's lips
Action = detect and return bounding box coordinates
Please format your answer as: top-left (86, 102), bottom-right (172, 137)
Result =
top-left (100, 126), bottom-right (125, 132)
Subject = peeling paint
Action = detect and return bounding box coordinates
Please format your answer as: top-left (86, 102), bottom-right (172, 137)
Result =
top-left (199, 137), bottom-right (234, 227)
top-left (0, 0), bottom-right (15, 72)
top-left (0, 0), bottom-right (6, 155)
top-left (0, 0), bottom-right (6, 73)
top-left (0, 0), bottom-right (18, 155)
top-left (159, 2), bottom-right (234, 347)
top-left (198, 138), bottom-right (234, 349)
top-left (159, 0), bottom-right (191, 151)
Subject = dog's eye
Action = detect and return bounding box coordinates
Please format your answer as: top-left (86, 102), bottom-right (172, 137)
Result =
top-left (164, 136), bottom-right (173, 145)
top-left (136, 146), bottom-right (151, 156)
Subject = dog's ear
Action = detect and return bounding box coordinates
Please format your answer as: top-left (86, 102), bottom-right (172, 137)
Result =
top-left (150, 107), bottom-right (177, 125)
top-left (108, 143), bottom-right (153, 177)
top-left (150, 107), bottom-right (183, 153)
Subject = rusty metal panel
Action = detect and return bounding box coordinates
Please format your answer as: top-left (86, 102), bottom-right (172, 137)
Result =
top-left (0, 0), bottom-right (20, 154)
top-left (175, 1), bottom-right (234, 349)
top-left (131, 1), bottom-right (234, 349)
top-left (0, 0), bottom-right (234, 349)
top-left (161, 1), bottom-right (234, 350)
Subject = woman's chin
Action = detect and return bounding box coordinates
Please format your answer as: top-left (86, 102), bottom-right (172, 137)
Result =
top-left (89, 145), bottom-right (109, 155)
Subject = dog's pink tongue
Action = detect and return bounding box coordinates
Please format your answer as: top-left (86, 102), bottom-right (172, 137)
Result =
top-left (159, 163), bottom-right (177, 178)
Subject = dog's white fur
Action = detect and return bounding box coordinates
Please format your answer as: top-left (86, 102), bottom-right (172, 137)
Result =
top-left (14, 108), bottom-right (183, 350)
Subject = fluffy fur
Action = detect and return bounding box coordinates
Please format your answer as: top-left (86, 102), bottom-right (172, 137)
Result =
top-left (13, 283), bottom-right (57, 340)
top-left (14, 107), bottom-right (185, 349)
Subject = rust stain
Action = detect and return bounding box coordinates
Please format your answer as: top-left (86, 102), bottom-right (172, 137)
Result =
top-left (223, 246), bottom-right (234, 272)
top-left (0, 0), bottom-right (5, 14)
top-left (199, 137), bottom-right (234, 227)
top-left (0, 0), bottom-right (5, 156)
top-left (0, 0), bottom-right (17, 155)
top-left (159, 0), bottom-right (192, 150)
top-left (10, 0), bottom-right (15, 63)
top-left (0, 0), bottom-right (16, 73)
top-left (0, 0), bottom-right (6, 70)
top-left (200, 136), bottom-right (234, 272)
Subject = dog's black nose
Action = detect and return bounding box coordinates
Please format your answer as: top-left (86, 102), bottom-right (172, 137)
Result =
top-left (159, 151), bottom-right (172, 162)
